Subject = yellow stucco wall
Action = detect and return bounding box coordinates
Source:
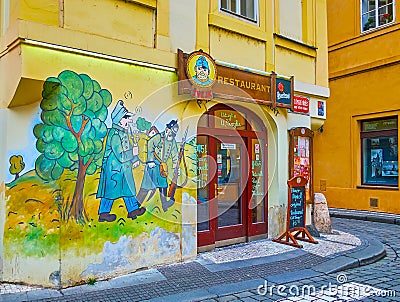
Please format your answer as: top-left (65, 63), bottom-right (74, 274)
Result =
top-left (275, 47), bottom-right (315, 83)
top-left (64, 0), bottom-right (155, 48)
top-left (9, 0), bottom-right (59, 27)
top-left (209, 27), bottom-right (266, 71)
top-left (0, 0), bottom-right (330, 286)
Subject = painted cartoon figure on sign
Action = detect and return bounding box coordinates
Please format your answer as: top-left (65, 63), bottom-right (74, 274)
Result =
top-left (192, 56), bottom-right (213, 86)
top-left (137, 120), bottom-right (179, 212)
top-left (97, 100), bottom-right (146, 222)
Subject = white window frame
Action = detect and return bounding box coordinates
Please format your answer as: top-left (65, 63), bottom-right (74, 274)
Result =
top-left (361, 0), bottom-right (395, 33)
top-left (219, 0), bottom-right (259, 23)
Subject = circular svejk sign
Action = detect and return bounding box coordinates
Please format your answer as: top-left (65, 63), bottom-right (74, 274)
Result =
top-left (186, 51), bottom-right (217, 88)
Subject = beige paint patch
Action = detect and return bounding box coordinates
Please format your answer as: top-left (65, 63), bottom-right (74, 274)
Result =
top-left (268, 205), bottom-right (287, 239)
top-left (67, 229), bottom-right (181, 286)
top-left (2, 255), bottom-right (59, 287)
top-left (181, 192), bottom-right (197, 260)
top-left (6, 102), bottom-right (40, 151)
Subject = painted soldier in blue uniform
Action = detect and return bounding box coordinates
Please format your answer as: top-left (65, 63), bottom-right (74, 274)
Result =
top-left (137, 120), bottom-right (179, 212)
top-left (97, 100), bottom-right (146, 222)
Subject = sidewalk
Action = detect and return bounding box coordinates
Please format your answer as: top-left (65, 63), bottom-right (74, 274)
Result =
top-left (329, 207), bottom-right (400, 225)
top-left (0, 216), bottom-right (387, 302)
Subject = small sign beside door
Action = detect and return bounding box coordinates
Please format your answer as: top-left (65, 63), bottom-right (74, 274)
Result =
top-left (221, 143), bottom-right (236, 150)
top-left (293, 96), bottom-right (310, 114)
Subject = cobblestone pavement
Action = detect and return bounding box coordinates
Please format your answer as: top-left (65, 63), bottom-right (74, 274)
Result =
top-left (202, 217), bottom-right (400, 302)
top-left (29, 253), bottom-right (326, 301)
top-left (2, 217), bottom-right (398, 302)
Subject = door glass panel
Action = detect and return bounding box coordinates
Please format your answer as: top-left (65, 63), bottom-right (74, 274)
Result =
top-left (251, 139), bottom-right (265, 223)
top-left (217, 141), bottom-right (242, 227)
top-left (197, 136), bottom-right (210, 231)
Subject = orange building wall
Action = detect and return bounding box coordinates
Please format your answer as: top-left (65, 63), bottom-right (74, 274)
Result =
top-left (315, 0), bottom-right (400, 214)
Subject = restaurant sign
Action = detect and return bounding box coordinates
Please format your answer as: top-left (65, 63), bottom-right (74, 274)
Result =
top-left (185, 51), bottom-right (217, 100)
top-left (178, 49), bottom-right (275, 105)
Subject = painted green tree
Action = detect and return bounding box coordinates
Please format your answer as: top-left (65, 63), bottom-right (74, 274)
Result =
top-left (9, 155), bottom-right (25, 180)
top-left (34, 70), bottom-right (112, 224)
top-left (136, 117), bottom-right (151, 132)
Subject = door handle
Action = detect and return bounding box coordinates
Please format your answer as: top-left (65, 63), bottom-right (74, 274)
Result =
top-left (215, 184), bottom-right (224, 195)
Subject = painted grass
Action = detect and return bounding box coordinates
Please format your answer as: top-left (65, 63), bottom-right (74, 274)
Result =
top-left (4, 143), bottom-right (197, 259)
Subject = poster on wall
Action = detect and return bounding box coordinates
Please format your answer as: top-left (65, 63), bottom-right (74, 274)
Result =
top-left (371, 149), bottom-right (383, 177)
top-left (289, 127), bottom-right (313, 203)
top-left (389, 137), bottom-right (398, 157)
top-left (382, 161), bottom-right (398, 176)
top-left (294, 136), bottom-right (311, 199)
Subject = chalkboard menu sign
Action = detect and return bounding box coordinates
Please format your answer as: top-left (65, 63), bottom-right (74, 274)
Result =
top-left (272, 176), bottom-right (318, 248)
top-left (289, 186), bottom-right (305, 229)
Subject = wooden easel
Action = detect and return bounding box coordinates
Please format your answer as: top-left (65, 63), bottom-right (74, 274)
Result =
top-left (273, 176), bottom-right (318, 248)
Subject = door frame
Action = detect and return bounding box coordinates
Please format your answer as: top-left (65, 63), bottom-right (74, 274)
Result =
top-left (197, 104), bottom-right (268, 248)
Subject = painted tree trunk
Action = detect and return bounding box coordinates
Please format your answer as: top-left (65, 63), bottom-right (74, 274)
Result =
top-left (69, 159), bottom-right (88, 224)
top-left (14, 173), bottom-right (19, 180)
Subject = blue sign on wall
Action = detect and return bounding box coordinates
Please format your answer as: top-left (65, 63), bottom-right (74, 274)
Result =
top-left (318, 101), bottom-right (325, 116)
top-left (275, 77), bottom-right (293, 108)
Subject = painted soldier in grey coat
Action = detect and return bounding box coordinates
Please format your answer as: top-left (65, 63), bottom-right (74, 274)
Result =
top-left (97, 100), bottom-right (146, 222)
top-left (137, 120), bottom-right (179, 212)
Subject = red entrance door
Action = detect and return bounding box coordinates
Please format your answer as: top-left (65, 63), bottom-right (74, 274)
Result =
top-left (197, 105), bottom-right (268, 249)
top-left (214, 136), bottom-right (248, 242)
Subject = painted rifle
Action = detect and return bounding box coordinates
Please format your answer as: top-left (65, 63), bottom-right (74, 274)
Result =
top-left (167, 126), bottom-right (189, 201)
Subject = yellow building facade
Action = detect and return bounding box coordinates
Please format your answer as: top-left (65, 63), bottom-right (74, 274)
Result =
top-left (0, 0), bottom-right (329, 287)
top-left (314, 0), bottom-right (400, 214)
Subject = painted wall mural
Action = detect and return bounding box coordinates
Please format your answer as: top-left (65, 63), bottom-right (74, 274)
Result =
top-left (4, 70), bottom-right (197, 286)
top-left (34, 71), bottom-right (112, 224)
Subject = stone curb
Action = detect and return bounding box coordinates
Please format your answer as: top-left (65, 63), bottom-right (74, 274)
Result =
top-left (310, 237), bottom-right (386, 274)
top-left (145, 234), bottom-right (387, 302)
top-left (329, 208), bottom-right (400, 225)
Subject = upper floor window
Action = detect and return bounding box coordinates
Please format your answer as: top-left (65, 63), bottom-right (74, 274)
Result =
top-left (220, 0), bottom-right (258, 22)
top-left (361, 0), bottom-right (395, 32)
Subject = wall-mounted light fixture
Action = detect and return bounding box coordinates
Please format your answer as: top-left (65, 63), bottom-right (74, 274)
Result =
top-left (23, 39), bottom-right (176, 72)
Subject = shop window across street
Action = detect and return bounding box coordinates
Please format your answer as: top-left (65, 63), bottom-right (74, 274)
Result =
top-left (220, 0), bottom-right (258, 22)
top-left (361, 117), bottom-right (398, 187)
top-left (361, 0), bottom-right (395, 32)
